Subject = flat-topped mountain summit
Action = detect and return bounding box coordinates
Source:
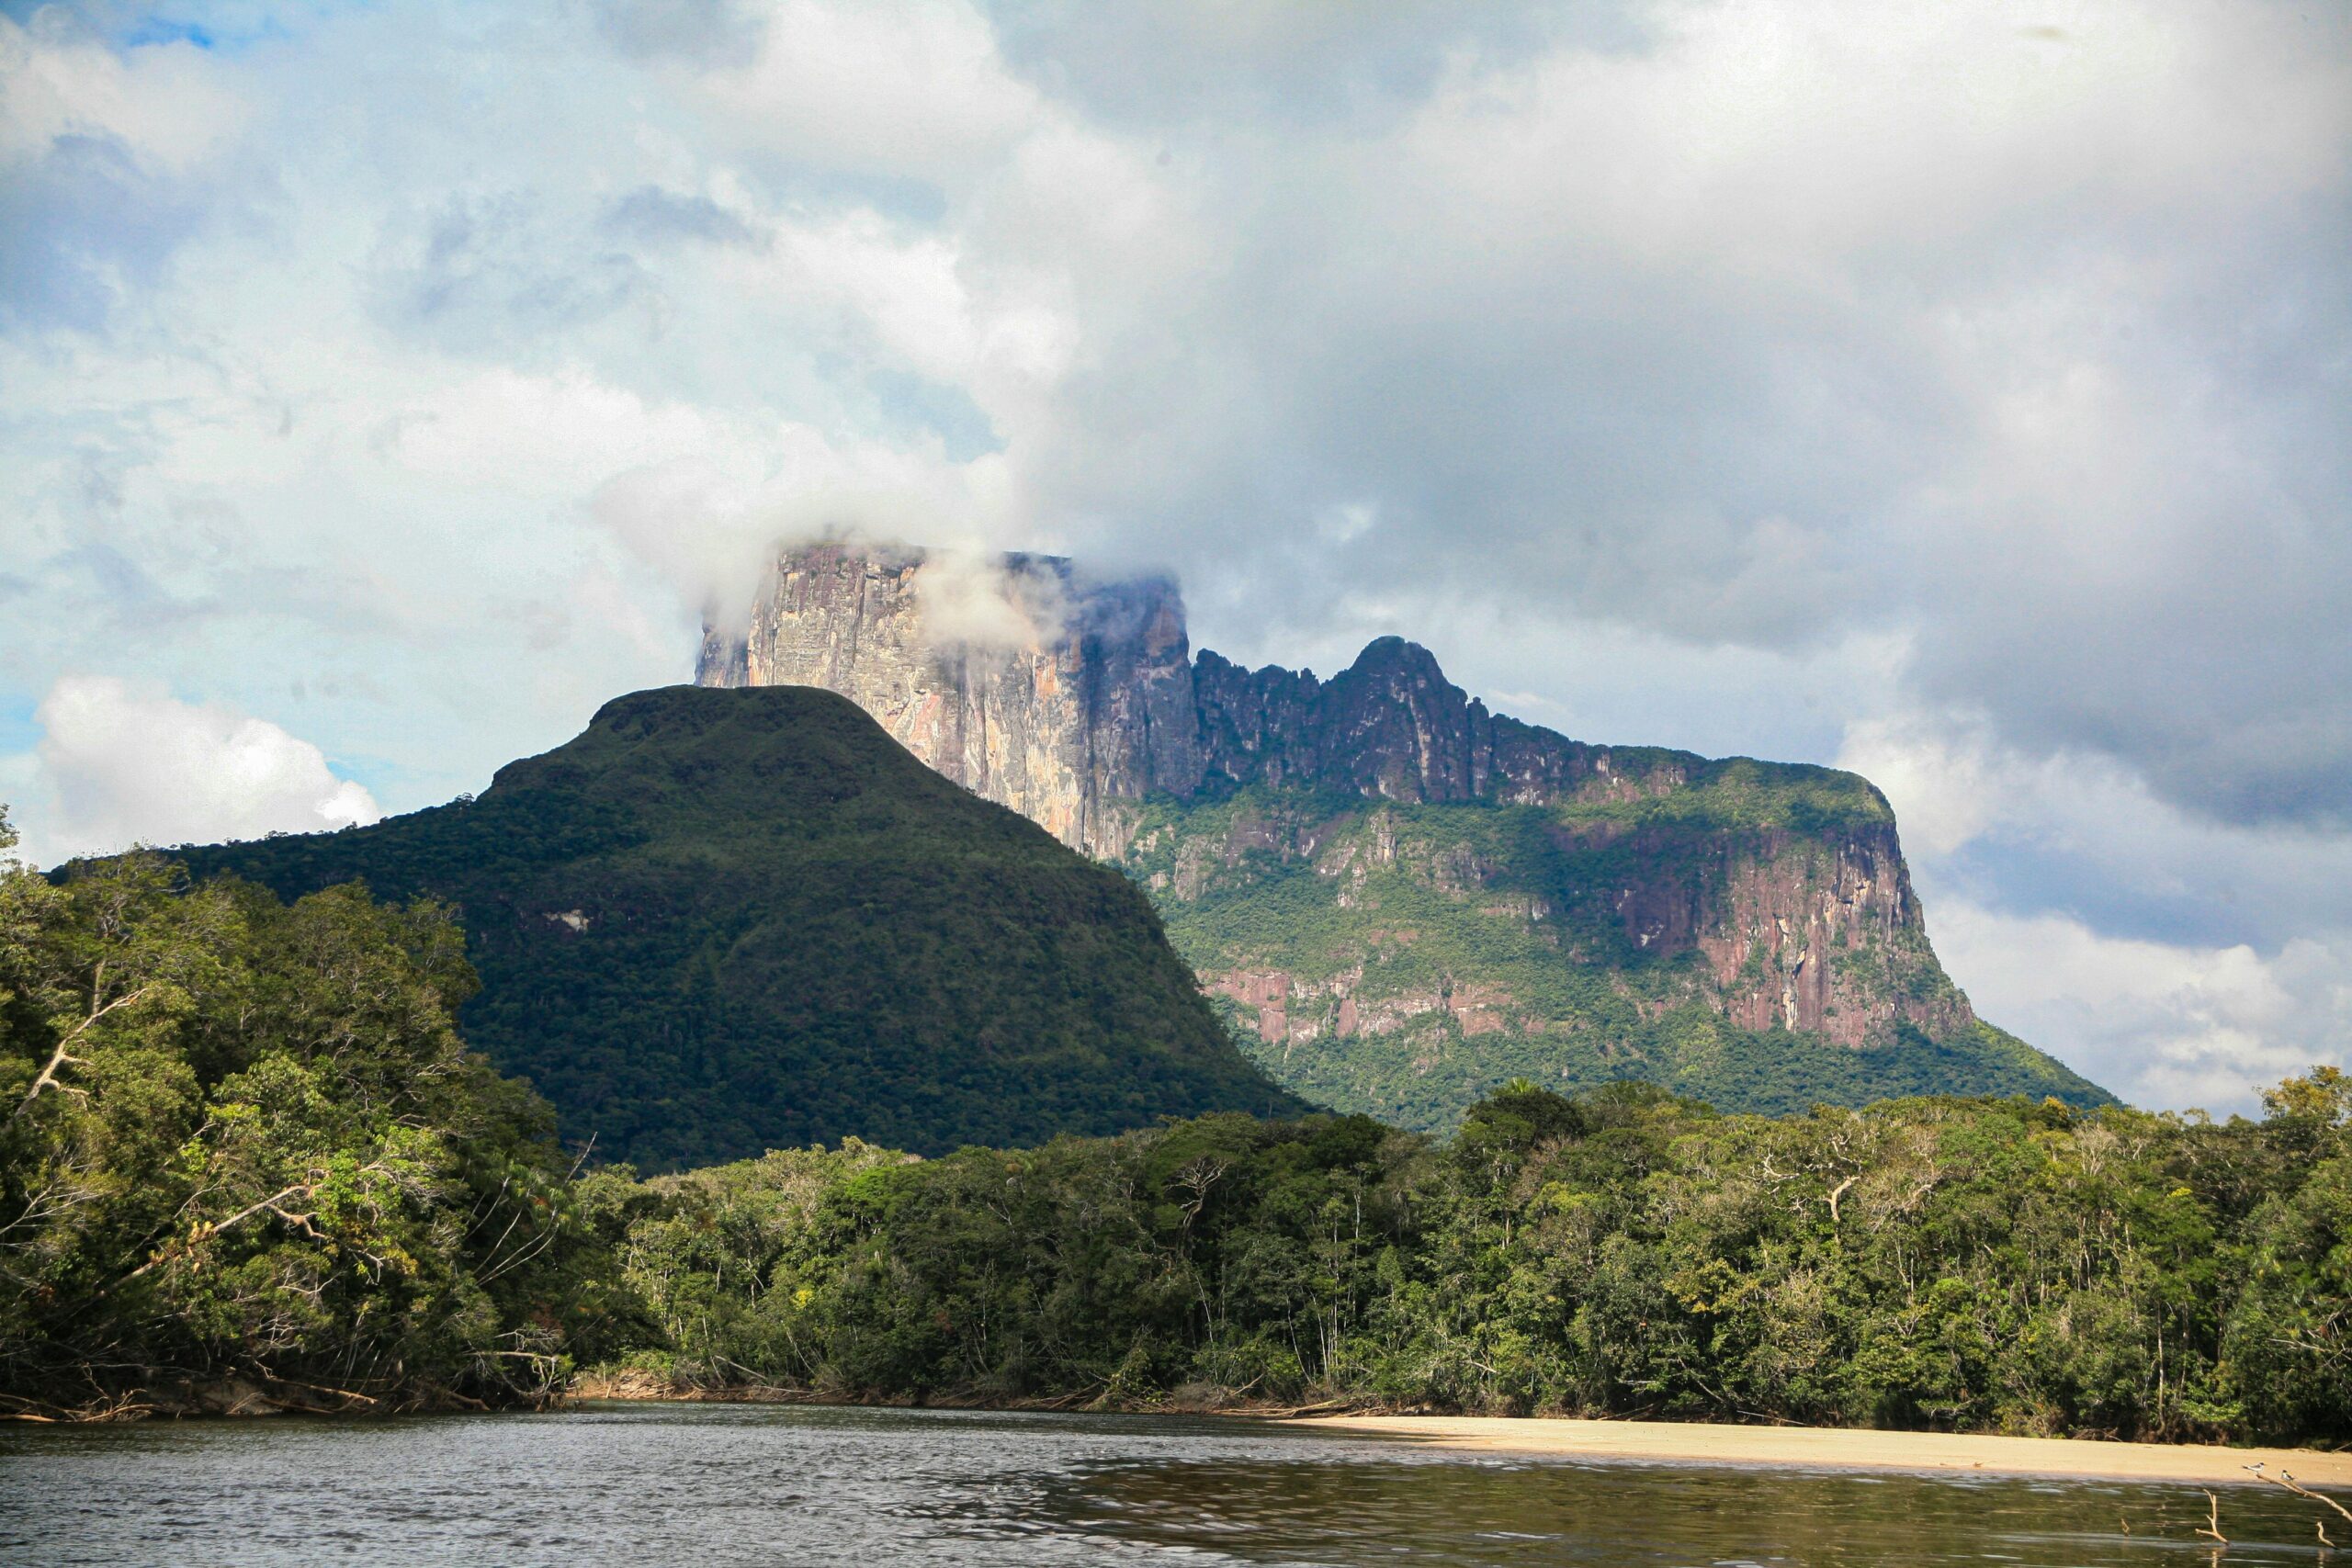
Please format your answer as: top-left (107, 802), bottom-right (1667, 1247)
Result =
top-left (698, 546), bottom-right (1736, 852)
top-left (703, 542), bottom-right (2110, 1124)
top-left (175, 684), bottom-right (1306, 1167)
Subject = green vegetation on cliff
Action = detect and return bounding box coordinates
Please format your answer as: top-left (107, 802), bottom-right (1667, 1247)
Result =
top-left (0, 826), bottom-right (626, 1417)
top-left (1120, 781), bottom-right (2108, 1130)
top-left (172, 686), bottom-right (1305, 1168)
top-left (588, 1070), bottom-right (2352, 1445)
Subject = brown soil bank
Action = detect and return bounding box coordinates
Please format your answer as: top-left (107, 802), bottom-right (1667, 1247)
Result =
top-left (3, 1376), bottom-right (525, 1423)
top-left (1301, 1415), bottom-right (2352, 1486)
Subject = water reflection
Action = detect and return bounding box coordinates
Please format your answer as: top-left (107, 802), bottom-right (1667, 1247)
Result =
top-left (0, 1404), bottom-right (2335, 1567)
top-left (1039, 1453), bottom-right (2328, 1566)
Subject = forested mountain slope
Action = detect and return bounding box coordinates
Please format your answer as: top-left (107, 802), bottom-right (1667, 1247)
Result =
top-left (174, 685), bottom-right (1305, 1168)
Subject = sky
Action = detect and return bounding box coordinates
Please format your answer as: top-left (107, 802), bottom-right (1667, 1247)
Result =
top-left (1, 0), bottom-right (2346, 1113)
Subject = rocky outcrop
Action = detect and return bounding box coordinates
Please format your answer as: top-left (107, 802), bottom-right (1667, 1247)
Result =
top-left (1693, 825), bottom-right (1975, 1045)
top-left (1193, 637), bottom-right (1688, 806)
top-left (699, 543), bottom-right (1200, 856)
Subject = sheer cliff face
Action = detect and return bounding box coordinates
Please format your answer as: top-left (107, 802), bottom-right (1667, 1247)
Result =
top-left (697, 544), bottom-right (1200, 856)
top-left (703, 543), bottom-right (1976, 1071)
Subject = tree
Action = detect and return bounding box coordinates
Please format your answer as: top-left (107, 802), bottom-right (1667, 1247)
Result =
top-left (0, 839), bottom-right (622, 1417)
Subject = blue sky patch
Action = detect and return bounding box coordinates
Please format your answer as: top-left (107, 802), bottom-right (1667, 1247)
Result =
top-left (0, 694), bottom-right (38, 756)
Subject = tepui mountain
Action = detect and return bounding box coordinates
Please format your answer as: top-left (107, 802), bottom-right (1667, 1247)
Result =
top-left (700, 541), bottom-right (2110, 1126)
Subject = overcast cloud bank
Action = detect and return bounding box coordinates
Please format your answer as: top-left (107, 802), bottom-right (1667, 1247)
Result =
top-left (0, 0), bottom-right (2344, 1111)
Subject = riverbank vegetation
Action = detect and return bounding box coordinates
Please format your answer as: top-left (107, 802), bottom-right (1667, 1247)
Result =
top-left (5, 816), bottom-right (2346, 1441)
top-left (0, 821), bottom-right (629, 1419)
top-left (585, 1071), bottom-right (2351, 1445)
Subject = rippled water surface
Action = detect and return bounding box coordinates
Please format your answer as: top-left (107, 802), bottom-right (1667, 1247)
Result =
top-left (0, 1403), bottom-right (2338, 1566)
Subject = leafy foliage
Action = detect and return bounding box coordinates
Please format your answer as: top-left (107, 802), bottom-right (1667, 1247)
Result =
top-left (591, 1071), bottom-right (2352, 1444)
top-left (172, 686), bottom-right (1306, 1169)
top-left (0, 818), bottom-right (628, 1417)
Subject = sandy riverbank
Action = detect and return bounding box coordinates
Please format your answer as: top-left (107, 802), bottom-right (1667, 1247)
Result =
top-left (1300, 1415), bottom-right (2352, 1487)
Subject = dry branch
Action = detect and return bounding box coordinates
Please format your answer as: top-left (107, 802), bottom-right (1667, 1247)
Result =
top-left (2195, 1490), bottom-right (2227, 1546)
top-left (2246, 1464), bottom-right (2352, 1537)
top-left (9, 983), bottom-right (162, 1123)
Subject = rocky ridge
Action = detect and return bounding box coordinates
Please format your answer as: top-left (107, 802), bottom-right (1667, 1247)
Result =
top-left (699, 548), bottom-right (1693, 852)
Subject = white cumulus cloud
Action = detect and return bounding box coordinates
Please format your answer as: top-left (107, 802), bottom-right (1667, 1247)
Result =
top-left (0, 12), bottom-right (246, 174)
top-left (19, 676), bottom-right (379, 867)
top-left (0, 0), bottom-right (2346, 1109)
top-left (1838, 705), bottom-right (2352, 1111)
top-left (1931, 905), bottom-right (2350, 1117)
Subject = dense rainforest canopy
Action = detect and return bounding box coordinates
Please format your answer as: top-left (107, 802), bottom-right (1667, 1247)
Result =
top-left (590, 1072), bottom-right (2352, 1444)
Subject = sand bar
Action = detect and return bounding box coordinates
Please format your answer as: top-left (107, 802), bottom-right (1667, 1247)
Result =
top-left (1300, 1416), bottom-right (2352, 1487)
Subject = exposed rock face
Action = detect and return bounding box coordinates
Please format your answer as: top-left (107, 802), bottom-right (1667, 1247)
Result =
top-left (702, 542), bottom-right (1985, 1092)
top-left (1692, 824), bottom-right (1974, 1045)
top-left (1193, 637), bottom-right (1687, 806)
top-left (698, 543), bottom-right (1200, 856)
top-left (701, 549), bottom-right (1689, 851)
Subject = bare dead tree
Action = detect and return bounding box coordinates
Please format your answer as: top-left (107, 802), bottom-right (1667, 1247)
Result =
top-left (2246, 1463), bottom-right (2352, 1546)
top-left (8, 980), bottom-right (161, 1123)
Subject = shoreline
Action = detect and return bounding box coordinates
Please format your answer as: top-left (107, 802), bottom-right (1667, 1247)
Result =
top-left (1296, 1415), bottom-right (2352, 1486)
top-left (563, 1371), bottom-right (1363, 1420)
top-left (21, 1371), bottom-right (2351, 1492)
top-left (571, 1375), bottom-right (2351, 1489)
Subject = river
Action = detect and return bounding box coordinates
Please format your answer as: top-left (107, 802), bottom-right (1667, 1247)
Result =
top-left (0, 1403), bottom-right (2335, 1565)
